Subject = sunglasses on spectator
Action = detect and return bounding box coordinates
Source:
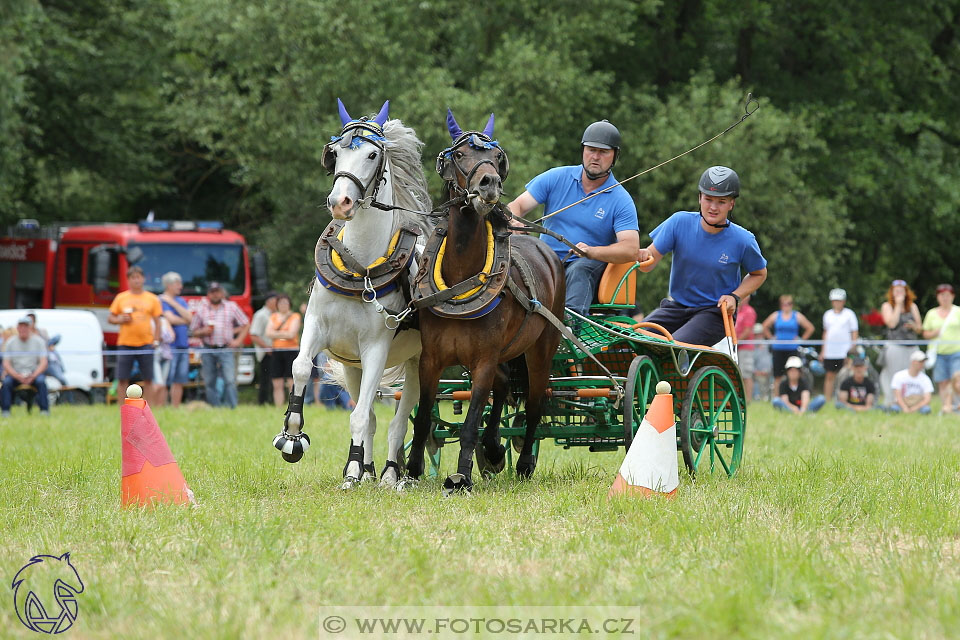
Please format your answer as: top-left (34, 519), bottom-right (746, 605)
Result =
top-left (891, 279), bottom-right (907, 287)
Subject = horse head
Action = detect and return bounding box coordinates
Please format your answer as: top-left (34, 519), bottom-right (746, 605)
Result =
top-left (437, 109), bottom-right (509, 216)
top-left (323, 98), bottom-right (391, 220)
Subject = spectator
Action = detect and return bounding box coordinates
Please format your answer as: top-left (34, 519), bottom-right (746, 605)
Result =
top-left (152, 316), bottom-right (176, 406)
top-left (189, 282), bottom-right (250, 408)
top-left (820, 288), bottom-right (859, 400)
top-left (25, 312), bottom-right (50, 342)
top-left (836, 356), bottom-right (876, 411)
top-left (922, 283), bottom-right (960, 414)
top-left (1, 317), bottom-right (50, 417)
top-left (734, 294), bottom-right (758, 401)
top-left (45, 335), bottom-right (69, 386)
top-left (108, 265), bottom-right (162, 405)
top-left (762, 294), bottom-right (815, 394)
top-left (772, 355), bottom-right (825, 414)
top-left (250, 292), bottom-right (279, 406)
top-left (886, 350), bottom-right (933, 414)
top-left (752, 323), bottom-right (773, 401)
top-left (266, 294), bottom-right (301, 407)
top-left (159, 271), bottom-right (193, 408)
top-left (879, 279), bottom-right (922, 404)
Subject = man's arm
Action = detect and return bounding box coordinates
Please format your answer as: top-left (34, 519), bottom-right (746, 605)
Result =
top-left (636, 243), bottom-right (665, 273)
top-left (575, 230), bottom-right (640, 264)
top-left (895, 388), bottom-right (910, 412)
top-left (799, 389), bottom-right (811, 413)
top-left (838, 389), bottom-right (850, 407)
top-left (506, 192), bottom-right (540, 231)
top-left (2, 353), bottom-right (19, 381)
top-left (864, 393), bottom-right (875, 410)
top-left (917, 392), bottom-right (932, 411)
top-left (161, 295), bottom-right (192, 325)
top-left (25, 355), bottom-right (48, 384)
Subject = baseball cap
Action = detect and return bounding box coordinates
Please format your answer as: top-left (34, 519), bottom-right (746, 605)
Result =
top-left (910, 350), bottom-right (927, 362)
top-left (785, 356), bottom-right (803, 369)
top-left (829, 288), bottom-right (846, 301)
top-left (207, 282), bottom-right (224, 291)
top-left (851, 356), bottom-right (867, 367)
top-left (17, 316), bottom-right (31, 325)
top-left (936, 283), bottom-right (955, 294)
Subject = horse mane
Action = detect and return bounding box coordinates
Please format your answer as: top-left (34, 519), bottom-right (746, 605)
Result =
top-left (382, 119), bottom-right (434, 236)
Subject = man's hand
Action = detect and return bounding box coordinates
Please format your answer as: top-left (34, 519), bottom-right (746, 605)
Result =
top-left (194, 325), bottom-right (213, 337)
top-left (228, 338), bottom-right (244, 349)
top-left (717, 295), bottom-right (737, 313)
top-left (574, 242), bottom-right (593, 259)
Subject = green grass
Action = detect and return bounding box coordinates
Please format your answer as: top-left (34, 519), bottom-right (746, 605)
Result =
top-left (2, 400), bottom-right (960, 639)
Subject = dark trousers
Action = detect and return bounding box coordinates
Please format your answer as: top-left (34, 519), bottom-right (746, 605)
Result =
top-left (2, 374), bottom-right (50, 411)
top-left (257, 353), bottom-right (273, 405)
top-left (644, 299), bottom-right (734, 346)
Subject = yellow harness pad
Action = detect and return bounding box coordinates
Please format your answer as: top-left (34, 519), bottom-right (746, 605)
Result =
top-left (331, 227), bottom-right (401, 277)
top-left (433, 220), bottom-right (494, 300)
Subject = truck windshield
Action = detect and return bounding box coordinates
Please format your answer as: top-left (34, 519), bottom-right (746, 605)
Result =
top-left (129, 243), bottom-right (245, 296)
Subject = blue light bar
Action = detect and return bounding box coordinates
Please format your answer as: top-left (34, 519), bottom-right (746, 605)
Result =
top-left (195, 221), bottom-right (224, 231)
top-left (138, 220), bottom-right (171, 231)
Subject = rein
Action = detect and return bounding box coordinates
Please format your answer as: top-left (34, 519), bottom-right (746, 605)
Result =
top-left (534, 93), bottom-right (760, 224)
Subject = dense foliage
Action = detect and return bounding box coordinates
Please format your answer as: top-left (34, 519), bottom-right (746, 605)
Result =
top-left (1, 0), bottom-right (958, 317)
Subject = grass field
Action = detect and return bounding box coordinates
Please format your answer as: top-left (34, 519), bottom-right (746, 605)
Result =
top-left (2, 399), bottom-right (960, 639)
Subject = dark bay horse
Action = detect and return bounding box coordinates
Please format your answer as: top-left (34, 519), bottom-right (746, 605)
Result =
top-left (405, 111), bottom-right (565, 494)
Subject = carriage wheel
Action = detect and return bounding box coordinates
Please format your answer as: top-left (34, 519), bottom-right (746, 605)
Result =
top-left (678, 365), bottom-right (744, 477)
top-left (622, 355), bottom-right (660, 451)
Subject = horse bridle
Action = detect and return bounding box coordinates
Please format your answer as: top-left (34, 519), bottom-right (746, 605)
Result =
top-left (322, 120), bottom-right (389, 206)
top-left (436, 131), bottom-right (510, 196)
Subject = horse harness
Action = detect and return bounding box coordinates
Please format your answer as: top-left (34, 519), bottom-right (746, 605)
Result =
top-left (314, 218), bottom-right (423, 329)
top-left (322, 119), bottom-right (391, 210)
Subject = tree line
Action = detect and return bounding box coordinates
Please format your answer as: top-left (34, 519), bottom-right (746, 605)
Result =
top-left (1, 0), bottom-right (958, 321)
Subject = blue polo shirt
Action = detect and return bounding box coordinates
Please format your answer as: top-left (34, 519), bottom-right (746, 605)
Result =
top-left (526, 165), bottom-right (638, 263)
top-left (650, 211), bottom-right (767, 308)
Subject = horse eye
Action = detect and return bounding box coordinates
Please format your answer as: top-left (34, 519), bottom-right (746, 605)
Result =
top-left (368, 151), bottom-right (378, 160)
top-left (454, 151), bottom-right (463, 160)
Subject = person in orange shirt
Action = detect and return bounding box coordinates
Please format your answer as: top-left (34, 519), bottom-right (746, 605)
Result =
top-left (265, 293), bottom-right (301, 407)
top-left (108, 266), bottom-right (163, 404)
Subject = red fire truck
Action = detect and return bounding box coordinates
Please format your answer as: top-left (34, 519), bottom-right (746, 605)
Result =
top-left (1, 219), bottom-right (269, 379)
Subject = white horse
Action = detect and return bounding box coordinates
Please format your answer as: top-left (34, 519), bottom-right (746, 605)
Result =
top-left (273, 99), bottom-right (432, 489)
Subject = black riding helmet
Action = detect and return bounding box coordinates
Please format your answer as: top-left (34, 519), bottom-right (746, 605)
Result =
top-left (581, 120), bottom-right (621, 179)
top-left (698, 165), bottom-right (740, 198)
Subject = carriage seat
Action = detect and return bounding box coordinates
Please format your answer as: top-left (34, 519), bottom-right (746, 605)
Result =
top-left (593, 262), bottom-right (638, 310)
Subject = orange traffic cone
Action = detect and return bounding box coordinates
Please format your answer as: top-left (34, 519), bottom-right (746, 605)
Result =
top-left (609, 381), bottom-right (679, 498)
top-left (121, 384), bottom-right (195, 507)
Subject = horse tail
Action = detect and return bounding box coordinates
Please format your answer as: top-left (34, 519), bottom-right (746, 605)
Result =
top-left (326, 359), bottom-right (406, 393)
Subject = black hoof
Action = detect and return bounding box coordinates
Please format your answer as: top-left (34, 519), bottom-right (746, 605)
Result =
top-left (516, 454), bottom-right (537, 478)
top-left (442, 473), bottom-right (473, 496)
top-left (273, 431), bottom-right (311, 464)
top-left (476, 443), bottom-right (506, 478)
top-left (406, 453), bottom-right (425, 480)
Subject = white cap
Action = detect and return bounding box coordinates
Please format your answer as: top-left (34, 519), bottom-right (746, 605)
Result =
top-left (829, 288), bottom-right (847, 301)
top-left (785, 356), bottom-right (803, 369)
top-left (910, 350), bottom-right (927, 362)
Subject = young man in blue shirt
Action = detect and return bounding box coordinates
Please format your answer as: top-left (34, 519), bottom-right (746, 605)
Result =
top-left (506, 120), bottom-right (640, 316)
top-left (637, 166), bottom-right (768, 346)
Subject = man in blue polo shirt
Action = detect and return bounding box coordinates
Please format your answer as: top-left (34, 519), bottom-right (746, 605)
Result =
top-left (506, 120), bottom-right (639, 316)
top-left (638, 166), bottom-right (768, 345)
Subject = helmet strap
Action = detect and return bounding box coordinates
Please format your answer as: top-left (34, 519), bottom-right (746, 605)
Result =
top-left (700, 212), bottom-right (731, 229)
top-left (583, 165), bottom-right (610, 181)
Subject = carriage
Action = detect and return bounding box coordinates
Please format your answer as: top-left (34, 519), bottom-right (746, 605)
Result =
top-left (408, 261), bottom-right (747, 479)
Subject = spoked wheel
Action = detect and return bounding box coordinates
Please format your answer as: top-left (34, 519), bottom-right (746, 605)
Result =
top-left (622, 355), bottom-right (661, 450)
top-left (678, 365), bottom-right (745, 477)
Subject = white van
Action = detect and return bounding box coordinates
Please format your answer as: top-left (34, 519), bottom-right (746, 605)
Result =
top-left (0, 309), bottom-right (104, 403)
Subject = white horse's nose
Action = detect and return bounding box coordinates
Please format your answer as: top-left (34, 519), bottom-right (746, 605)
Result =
top-left (328, 193), bottom-right (354, 219)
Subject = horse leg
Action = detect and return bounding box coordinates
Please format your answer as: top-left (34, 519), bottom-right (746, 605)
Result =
top-left (340, 343), bottom-right (390, 490)
top-left (444, 362), bottom-right (497, 495)
top-left (475, 363), bottom-right (508, 478)
top-left (517, 342), bottom-right (554, 479)
top-left (406, 355), bottom-right (442, 481)
top-left (274, 303), bottom-right (324, 463)
top-left (380, 355), bottom-right (419, 488)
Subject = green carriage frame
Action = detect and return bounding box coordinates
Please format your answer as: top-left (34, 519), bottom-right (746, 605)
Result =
top-left (412, 262), bottom-right (747, 479)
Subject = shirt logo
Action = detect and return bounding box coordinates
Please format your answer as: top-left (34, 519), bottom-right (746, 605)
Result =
top-left (718, 252), bottom-right (730, 264)
top-left (594, 207), bottom-right (606, 219)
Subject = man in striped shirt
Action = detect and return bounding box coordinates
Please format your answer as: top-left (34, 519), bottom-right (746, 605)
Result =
top-left (189, 282), bottom-right (250, 408)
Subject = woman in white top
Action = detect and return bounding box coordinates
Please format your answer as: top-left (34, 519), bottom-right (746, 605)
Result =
top-left (820, 288), bottom-right (859, 400)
